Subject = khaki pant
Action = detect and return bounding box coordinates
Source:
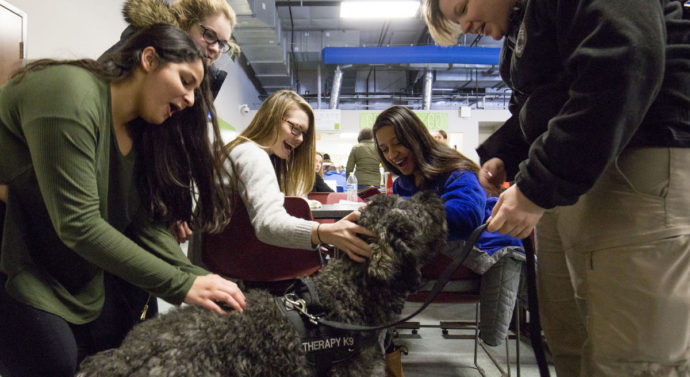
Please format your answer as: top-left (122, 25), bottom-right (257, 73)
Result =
top-left (535, 148), bottom-right (690, 377)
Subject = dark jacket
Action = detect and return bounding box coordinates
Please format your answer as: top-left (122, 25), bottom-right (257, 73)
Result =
top-left (100, 0), bottom-right (228, 98)
top-left (311, 173), bottom-right (334, 193)
top-left (477, 0), bottom-right (690, 209)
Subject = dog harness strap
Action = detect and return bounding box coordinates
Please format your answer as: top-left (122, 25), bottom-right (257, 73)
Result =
top-left (317, 223), bottom-right (489, 332)
top-left (276, 278), bottom-right (370, 376)
top-left (299, 276), bottom-right (320, 304)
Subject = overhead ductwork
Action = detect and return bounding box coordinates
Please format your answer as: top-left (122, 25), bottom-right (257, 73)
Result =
top-left (423, 69), bottom-right (433, 110)
top-left (329, 65), bottom-right (343, 109)
top-left (323, 45), bottom-right (502, 109)
top-left (229, 0), bottom-right (291, 91)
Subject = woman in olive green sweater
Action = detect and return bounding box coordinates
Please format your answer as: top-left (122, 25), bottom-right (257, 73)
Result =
top-left (0, 25), bottom-right (245, 376)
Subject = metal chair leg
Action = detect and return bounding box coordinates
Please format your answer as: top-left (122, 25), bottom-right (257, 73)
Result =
top-left (516, 301), bottom-right (521, 377)
top-left (473, 302), bottom-right (487, 377)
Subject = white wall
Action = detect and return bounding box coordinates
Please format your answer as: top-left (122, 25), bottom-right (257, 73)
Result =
top-left (11, 0), bottom-right (127, 59)
top-left (213, 54), bottom-right (260, 141)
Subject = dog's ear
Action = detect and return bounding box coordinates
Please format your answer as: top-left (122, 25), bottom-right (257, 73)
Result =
top-left (408, 191), bottom-right (448, 263)
top-left (367, 242), bottom-right (398, 281)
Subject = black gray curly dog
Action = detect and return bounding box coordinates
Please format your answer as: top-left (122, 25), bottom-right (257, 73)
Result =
top-left (77, 191), bottom-right (447, 377)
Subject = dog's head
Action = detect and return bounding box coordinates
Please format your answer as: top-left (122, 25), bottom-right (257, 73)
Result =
top-left (356, 191), bottom-right (447, 291)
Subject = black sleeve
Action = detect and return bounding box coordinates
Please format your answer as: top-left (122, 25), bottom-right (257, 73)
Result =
top-left (311, 173), bottom-right (334, 193)
top-left (208, 66), bottom-right (228, 99)
top-left (516, 0), bottom-right (666, 208)
top-left (476, 112), bottom-right (530, 181)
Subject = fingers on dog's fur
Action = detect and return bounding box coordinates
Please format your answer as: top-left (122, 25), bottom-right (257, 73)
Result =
top-left (359, 191), bottom-right (447, 284)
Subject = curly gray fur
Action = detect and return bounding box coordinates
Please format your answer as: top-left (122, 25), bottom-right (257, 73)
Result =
top-left (77, 191), bottom-right (447, 377)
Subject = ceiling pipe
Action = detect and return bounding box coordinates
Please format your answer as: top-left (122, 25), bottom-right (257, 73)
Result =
top-left (423, 69), bottom-right (433, 110)
top-left (322, 45), bottom-right (500, 65)
top-left (317, 64), bottom-right (322, 110)
top-left (330, 65), bottom-right (343, 109)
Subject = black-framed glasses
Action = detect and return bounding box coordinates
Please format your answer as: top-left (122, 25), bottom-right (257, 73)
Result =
top-left (283, 119), bottom-right (307, 139)
top-left (198, 24), bottom-right (232, 53)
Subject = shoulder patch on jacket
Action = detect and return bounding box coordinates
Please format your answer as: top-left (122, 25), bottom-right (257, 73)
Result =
top-left (123, 0), bottom-right (178, 29)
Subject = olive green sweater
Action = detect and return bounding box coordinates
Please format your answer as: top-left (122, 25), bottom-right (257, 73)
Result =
top-left (0, 65), bottom-right (207, 324)
top-left (345, 140), bottom-right (382, 186)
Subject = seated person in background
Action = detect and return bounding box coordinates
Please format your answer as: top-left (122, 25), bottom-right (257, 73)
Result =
top-left (373, 106), bottom-right (524, 345)
top-left (433, 130), bottom-right (448, 145)
top-left (346, 128), bottom-right (382, 188)
top-left (190, 90), bottom-right (372, 278)
top-left (311, 151), bottom-right (333, 192)
top-left (324, 164), bottom-right (347, 188)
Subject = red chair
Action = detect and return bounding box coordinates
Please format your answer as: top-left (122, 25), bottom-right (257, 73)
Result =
top-left (201, 196), bottom-right (324, 283)
top-left (307, 192), bottom-right (330, 204)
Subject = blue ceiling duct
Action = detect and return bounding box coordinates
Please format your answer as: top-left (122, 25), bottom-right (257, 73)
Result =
top-left (322, 45), bottom-right (501, 65)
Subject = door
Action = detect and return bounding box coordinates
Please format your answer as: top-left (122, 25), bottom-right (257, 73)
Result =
top-left (0, 0), bottom-right (26, 86)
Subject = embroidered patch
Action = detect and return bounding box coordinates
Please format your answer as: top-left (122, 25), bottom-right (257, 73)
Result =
top-left (515, 21), bottom-right (527, 58)
top-left (302, 336), bottom-right (356, 352)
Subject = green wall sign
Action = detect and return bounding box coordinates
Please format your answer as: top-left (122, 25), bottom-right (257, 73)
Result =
top-left (218, 117), bottom-right (235, 131)
top-left (359, 111), bottom-right (448, 131)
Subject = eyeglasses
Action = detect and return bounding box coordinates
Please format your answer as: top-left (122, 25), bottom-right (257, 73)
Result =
top-left (283, 119), bottom-right (307, 139)
top-left (198, 24), bottom-right (232, 53)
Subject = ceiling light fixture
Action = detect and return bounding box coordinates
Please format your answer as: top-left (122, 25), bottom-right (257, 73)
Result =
top-left (340, 1), bottom-right (420, 19)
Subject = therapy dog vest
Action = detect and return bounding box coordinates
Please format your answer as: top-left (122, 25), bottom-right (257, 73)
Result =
top-left (275, 277), bottom-right (378, 377)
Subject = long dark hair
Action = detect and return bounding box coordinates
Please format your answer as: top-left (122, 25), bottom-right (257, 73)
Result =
top-left (372, 105), bottom-right (479, 188)
top-left (13, 25), bottom-right (232, 232)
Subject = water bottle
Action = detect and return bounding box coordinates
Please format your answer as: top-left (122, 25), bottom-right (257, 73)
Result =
top-left (346, 173), bottom-right (358, 202)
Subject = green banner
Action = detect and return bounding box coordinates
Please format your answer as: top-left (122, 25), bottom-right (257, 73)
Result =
top-left (218, 117), bottom-right (235, 131)
top-left (359, 111), bottom-right (448, 131)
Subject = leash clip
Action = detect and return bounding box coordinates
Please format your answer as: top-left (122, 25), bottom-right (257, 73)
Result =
top-left (284, 293), bottom-right (319, 325)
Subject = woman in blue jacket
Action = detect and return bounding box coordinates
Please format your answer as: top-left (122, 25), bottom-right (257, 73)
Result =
top-left (373, 105), bottom-right (524, 346)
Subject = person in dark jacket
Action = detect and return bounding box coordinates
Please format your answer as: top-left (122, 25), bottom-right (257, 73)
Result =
top-left (424, 0), bottom-right (690, 376)
top-left (101, 0), bottom-right (240, 99)
top-left (312, 152), bottom-right (334, 192)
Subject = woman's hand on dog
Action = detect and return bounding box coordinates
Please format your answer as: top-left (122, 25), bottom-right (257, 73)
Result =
top-left (312, 211), bottom-right (374, 263)
top-left (185, 274), bottom-right (247, 314)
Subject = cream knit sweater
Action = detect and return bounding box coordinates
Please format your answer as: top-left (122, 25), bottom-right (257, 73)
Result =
top-left (226, 141), bottom-right (316, 249)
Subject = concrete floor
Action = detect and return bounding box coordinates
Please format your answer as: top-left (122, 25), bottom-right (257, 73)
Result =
top-left (396, 302), bottom-right (556, 377)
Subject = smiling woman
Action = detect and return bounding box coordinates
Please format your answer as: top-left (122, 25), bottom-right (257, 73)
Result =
top-left (187, 90), bottom-right (375, 287)
top-left (102, 0), bottom-right (240, 98)
top-left (0, 25), bottom-right (246, 377)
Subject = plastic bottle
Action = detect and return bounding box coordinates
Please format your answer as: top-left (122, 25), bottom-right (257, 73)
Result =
top-left (346, 173), bottom-right (358, 202)
top-left (385, 172), bottom-right (393, 195)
